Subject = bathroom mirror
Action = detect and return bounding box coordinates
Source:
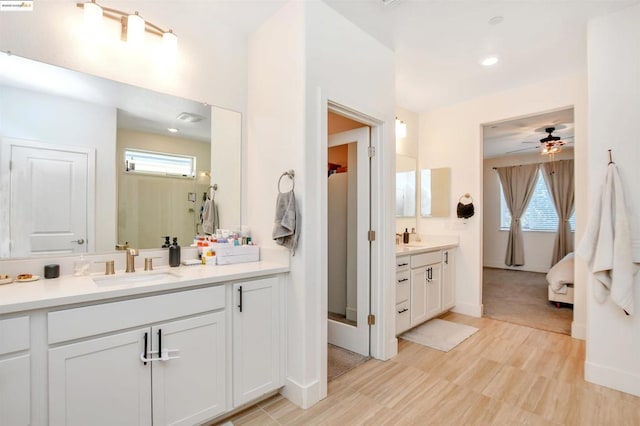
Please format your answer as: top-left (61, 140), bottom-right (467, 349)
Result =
top-left (396, 155), bottom-right (417, 217)
top-left (0, 53), bottom-right (241, 257)
top-left (421, 167), bottom-right (451, 217)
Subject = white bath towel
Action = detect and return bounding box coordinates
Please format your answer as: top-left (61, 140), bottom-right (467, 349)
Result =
top-left (577, 163), bottom-right (638, 315)
top-left (272, 190), bottom-right (299, 255)
top-left (202, 198), bottom-right (219, 235)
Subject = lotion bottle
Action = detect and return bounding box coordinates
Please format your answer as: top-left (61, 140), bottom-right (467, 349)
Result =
top-left (403, 228), bottom-right (410, 244)
top-left (169, 237), bottom-right (181, 267)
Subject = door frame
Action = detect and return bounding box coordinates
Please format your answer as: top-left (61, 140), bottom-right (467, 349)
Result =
top-left (320, 97), bottom-right (387, 399)
top-left (0, 137), bottom-right (96, 257)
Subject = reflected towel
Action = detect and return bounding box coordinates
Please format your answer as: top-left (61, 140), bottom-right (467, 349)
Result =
top-left (272, 190), bottom-right (299, 255)
top-left (202, 199), bottom-right (219, 235)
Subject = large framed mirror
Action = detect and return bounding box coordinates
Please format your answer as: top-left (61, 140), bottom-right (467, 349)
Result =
top-left (396, 155), bottom-right (417, 217)
top-left (0, 52), bottom-right (241, 258)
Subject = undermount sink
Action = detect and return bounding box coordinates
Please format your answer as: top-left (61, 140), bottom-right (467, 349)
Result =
top-left (92, 271), bottom-right (181, 287)
top-left (400, 244), bottom-right (424, 248)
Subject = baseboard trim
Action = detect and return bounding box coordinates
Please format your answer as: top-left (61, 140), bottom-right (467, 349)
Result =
top-left (452, 302), bottom-right (483, 318)
top-left (483, 262), bottom-right (550, 274)
top-left (571, 321), bottom-right (586, 340)
top-left (585, 361), bottom-right (640, 397)
top-left (280, 377), bottom-right (322, 409)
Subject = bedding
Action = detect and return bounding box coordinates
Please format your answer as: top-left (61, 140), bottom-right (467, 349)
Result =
top-left (546, 252), bottom-right (575, 295)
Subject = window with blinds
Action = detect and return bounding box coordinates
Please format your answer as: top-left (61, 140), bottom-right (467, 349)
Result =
top-left (500, 170), bottom-right (576, 232)
top-left (124, 149), bottom-right (196, 178)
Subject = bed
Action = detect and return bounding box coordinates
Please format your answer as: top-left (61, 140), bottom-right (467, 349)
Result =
top-left (546, 252), bottom-right (575, 307)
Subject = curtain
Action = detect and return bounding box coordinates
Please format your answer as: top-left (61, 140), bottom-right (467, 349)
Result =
top-left (497, 163), bottom-right (540, 266)
top-left (542, 159), bottom-right (575, 265)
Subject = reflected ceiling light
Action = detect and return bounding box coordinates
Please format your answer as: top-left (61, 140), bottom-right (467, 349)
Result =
top-left (77, 1), bottom-right (177, 49)
top-left (480, 55), bottom-right (499, 67)
top-left (395, 117), bottom-right (407, 139)
top-left (167, 127), bottom-right (179, 133)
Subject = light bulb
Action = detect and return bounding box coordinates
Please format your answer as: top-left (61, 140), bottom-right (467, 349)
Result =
top-left (162, 30), bottom-right (178, 54)
top-left (126, 12), bottom-right (145, 46)
top-left (83, 1), bottom-right (103, 36)
top-left (396, 118), bottom-right (407, 139)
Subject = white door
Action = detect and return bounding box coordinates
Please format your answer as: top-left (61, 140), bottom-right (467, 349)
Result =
top-left (48, 328), bottom-right (152, 426)
top-left (4, 139), bottom-right (92, 257)
top-left (151, 312), bottom-right (227, 426)
top-left (232, 277), bottom-right (281, 407)
top-left (0, 355), bottom-right (31, 426)
top-left (327, 127), bottom-right (371, 356)
top-left (411, 266), bottom-right (428, 325)
top-left (425, 265), bottom-right (443, 319)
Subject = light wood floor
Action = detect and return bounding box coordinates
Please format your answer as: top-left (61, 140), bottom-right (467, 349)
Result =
top-left (223, 313), bottom-right (640, 425)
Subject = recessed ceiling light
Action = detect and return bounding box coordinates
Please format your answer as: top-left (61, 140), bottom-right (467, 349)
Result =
top-left (488, 16), bottom-right (504, 26)
top-left (481, 56), bottom-right (499, 67)
top-left (168, 127), bottom-right (179, 133)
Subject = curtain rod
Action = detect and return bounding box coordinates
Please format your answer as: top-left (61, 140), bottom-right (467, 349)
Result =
top-left (491, 159), bottom-right (571, 170)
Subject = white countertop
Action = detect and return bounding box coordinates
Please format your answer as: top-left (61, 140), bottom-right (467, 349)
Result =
top-left (0, 261), bottom-right (289, 315)
top-left (395, 235), bottom-right (459, 256)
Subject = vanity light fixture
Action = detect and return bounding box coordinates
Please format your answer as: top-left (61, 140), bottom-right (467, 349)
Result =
top-left (396, 117), bottom-right (407, 139)
top-left (77, 1), bottom-right (177, 51)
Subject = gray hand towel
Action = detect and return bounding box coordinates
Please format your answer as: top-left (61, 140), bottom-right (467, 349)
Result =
top-left (272, 190), bottom-right (299, 255)
top-left (202, 199), bottom-right (219, 235)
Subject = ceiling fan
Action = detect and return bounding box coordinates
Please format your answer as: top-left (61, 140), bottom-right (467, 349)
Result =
top-left (506, 126), bottom-right (573, 155)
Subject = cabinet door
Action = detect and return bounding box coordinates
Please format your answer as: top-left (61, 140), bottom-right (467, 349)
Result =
top-left (233, 277), bottom-right (281, 407)
top-left (442, 249), bottom-right (456, 310)
top-left (49, 328), bottom-right (151, 426)
top-left (0, 354), bottom-right (30, 425)
top-left (425, 265), bottom-right (443, 319)
top-left (151, 312), bottom-right (227, 426)
top-left (410, 266), bottom-right (428, 325)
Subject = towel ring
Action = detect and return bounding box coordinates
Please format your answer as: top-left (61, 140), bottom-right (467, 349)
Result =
top-left (278, 170), bottom-right (295, 193)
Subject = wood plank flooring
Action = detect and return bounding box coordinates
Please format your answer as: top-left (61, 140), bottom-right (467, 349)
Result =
top-left (222, 313), bottom-right (640, 425)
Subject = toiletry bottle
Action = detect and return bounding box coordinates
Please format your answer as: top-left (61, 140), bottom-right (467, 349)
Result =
top-left (161, 236), bottom-right (171, 248)
top-left (403, 228), bottom-right (409, 244)
top-left (169, 237), bottom-right (181, 267)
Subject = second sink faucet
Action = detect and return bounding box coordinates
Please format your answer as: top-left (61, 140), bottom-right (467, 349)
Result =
top-left (125, 248), bottom-right (139, 273)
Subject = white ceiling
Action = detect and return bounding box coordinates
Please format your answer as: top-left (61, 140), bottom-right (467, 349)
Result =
top-left (482, 107), bottom-right (574, 158)
top-left (323, 0), bottom-right (639, 112)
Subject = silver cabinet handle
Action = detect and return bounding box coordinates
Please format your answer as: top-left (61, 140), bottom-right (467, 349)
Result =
top-left (71, 238), bottom-right (85, 245)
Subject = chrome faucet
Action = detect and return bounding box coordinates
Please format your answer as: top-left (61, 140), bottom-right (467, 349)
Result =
top-left (125, 248), bottom-right (139, 273)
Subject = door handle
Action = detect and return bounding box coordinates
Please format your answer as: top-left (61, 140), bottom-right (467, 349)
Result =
top-left (398, 278), bottom-right (408, 283)
top-left (238, 286), bottom-right (243, 312)
top-left (445, 251), bottom-right (449, 264)
top-left (71, 238), bottom-right (85, 245)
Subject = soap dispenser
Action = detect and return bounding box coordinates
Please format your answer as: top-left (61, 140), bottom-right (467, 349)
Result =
top-left (161, 236), bottom-right (171, 248)
top-left (169, 237), bottom-right (181, 267)
top-left (403, 228), bottom-right (410, 244)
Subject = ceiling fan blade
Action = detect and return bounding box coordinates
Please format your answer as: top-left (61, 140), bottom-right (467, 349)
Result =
top-left (506, 146), bottom-right (538, 154)
top-left (522, 141), bottom-right (539, 144)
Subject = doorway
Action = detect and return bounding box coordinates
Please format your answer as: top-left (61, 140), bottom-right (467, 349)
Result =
top-left (481, 108), bottom-right (575, 335)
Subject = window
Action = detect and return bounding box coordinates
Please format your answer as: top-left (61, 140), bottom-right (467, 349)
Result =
top-left (124, 149), bottom-right (196, 178)
top-left (500, 170), bottom-right (575, 232)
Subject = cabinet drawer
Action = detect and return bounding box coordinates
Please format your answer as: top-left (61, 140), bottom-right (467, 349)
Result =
top-left (0, 316), bottom-right (30, 355)
top-left (396, 256), bottom-right (410, 271)
top-left (411, 250), bottom-right (441, 268)
top-left (396, 301), bottom-right (410, 335)
top-left (396, 270), bottom-right (410, 303)
top-left (49, 285), bottom-right (225, 344)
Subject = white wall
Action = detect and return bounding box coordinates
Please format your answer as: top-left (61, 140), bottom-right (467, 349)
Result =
top-left (396, 107), bottom-right (419, 234)
top-left (483, 150), bottom-right (574, 273)
top-left (418, 73), bottom-right (588, 339)
top-left (0, 85), bottom-right (116, 253)
top-left (248, 0), bottom-right (395, 408)
top-left (584, 4), bottom-right (640, 397)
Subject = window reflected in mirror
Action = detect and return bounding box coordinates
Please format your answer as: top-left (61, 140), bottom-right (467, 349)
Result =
top-left (396, 155), bottom-right (417, 217)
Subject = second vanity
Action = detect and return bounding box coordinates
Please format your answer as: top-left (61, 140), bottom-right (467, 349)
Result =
top-left (0, 254), bottom-right (289, 426)
top-left (395, 237), bottom-right (458, 335)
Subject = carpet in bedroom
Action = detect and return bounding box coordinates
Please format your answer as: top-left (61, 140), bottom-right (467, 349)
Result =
top-left (483, 267), bottom-right (572, 335)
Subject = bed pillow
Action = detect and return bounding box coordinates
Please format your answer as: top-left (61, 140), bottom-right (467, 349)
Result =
top-left (546, 252), bottom-right (575, 291)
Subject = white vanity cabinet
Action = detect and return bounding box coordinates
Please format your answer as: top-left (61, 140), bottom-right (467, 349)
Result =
top-left (232, 276), bottom-right (283, 407)
top-left (442, 249), bottom-right (456, 311)
top-left (0, 316), bottom-right (31, 426)
top-left (47, 286), bottom-right (227, 426)
top-left (396, 246), bottom-right (456, 336)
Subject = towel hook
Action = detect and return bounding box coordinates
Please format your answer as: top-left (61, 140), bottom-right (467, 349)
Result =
top-left (278, 170), bottom-right (295, 193)
top-left (608, 149), bottom-right (615, 165)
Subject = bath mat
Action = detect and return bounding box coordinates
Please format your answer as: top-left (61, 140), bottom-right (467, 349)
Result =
top-left (400, 318), bottom-right (478, 352)
top-left (328, 344), bottom-right (369, 381)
